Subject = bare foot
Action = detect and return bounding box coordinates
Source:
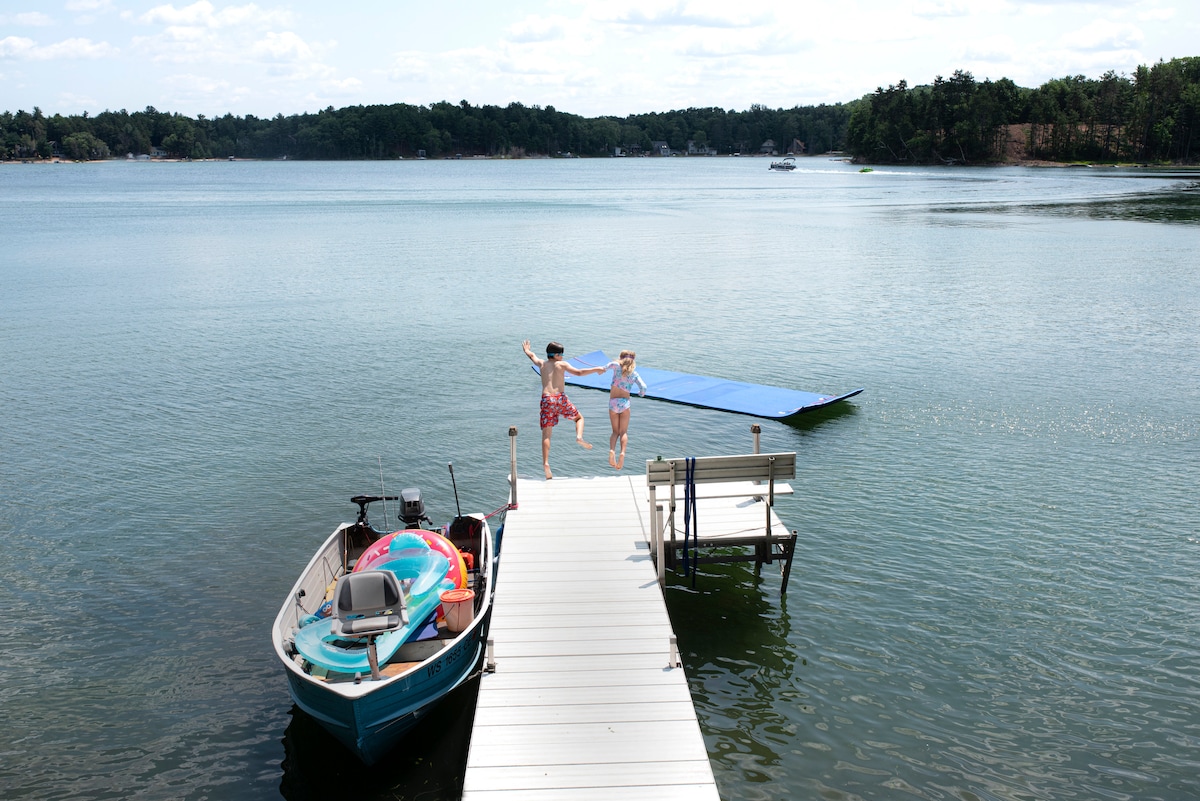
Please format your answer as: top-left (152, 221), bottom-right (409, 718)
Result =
top-left (577, 438), bottom-right (593, 450)
top-left (544, 463), bottom-right (553, 480)
top-left (609, 449), bottom-right (617, 468)
top-left (616, 452), bottom-right (625, 470)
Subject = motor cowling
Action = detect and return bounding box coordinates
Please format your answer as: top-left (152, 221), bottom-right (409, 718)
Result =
top-left (399, 487), bottom-right (426, 528)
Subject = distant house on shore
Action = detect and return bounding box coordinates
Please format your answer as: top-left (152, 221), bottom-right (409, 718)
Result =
top-left (650, 140), bottom-right (671, 156)
top-left (686, 140), bottom-right (718, 156)
top-left (759, 139), bottom-right (778, 155)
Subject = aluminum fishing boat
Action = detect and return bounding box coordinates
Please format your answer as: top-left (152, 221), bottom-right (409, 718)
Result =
top-left (271, 484), bottom-right (500, 765)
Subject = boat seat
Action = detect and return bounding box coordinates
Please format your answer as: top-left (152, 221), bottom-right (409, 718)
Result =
top-left (330, 570), bottom-right (408, 638)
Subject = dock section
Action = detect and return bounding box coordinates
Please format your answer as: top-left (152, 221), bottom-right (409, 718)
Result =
top-left (461, 474), bottom-right (719, 800)
top-left (463, 462), bottom-right (798, 800)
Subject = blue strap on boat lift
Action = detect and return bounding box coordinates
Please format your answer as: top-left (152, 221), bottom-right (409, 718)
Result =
top-left (683, 457), bottom-right (698, 588)
top-left (686, 460), bottom-right (696, 577)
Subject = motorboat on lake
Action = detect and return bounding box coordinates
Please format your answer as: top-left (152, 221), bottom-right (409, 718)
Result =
top-left (271, 482), bottom-right (500, 764)
top-left (769, 156), bottom-right (796, 171)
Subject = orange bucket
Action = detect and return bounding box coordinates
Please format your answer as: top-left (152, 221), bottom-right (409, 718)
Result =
top-left (439, 588), bottom-right (475, 633)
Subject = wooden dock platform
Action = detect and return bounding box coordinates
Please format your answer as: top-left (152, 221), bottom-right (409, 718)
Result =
top-left (462, 466), bottom-right (795, 800)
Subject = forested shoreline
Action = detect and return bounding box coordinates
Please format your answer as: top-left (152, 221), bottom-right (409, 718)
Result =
top-left (3, 57), bottom-right (1197, 165)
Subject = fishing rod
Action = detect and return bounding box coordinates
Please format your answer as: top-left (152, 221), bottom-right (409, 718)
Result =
top-left (448, 462), bottom-right (462, 518)
top-left (378, 456), bottom-right (389, 521)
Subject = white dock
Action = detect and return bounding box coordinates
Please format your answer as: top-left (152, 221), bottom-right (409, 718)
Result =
top-left (462, 467), bottom-right (795, 800)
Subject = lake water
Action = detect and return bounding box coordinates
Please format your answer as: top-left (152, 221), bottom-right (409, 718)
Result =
top-left (1, 158), bottom-right (1198, 800)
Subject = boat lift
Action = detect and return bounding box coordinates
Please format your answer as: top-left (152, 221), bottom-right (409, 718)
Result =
top-left (646, 427), bottom-right (798, 592)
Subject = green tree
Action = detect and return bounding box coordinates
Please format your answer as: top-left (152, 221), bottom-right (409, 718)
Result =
top-left (61, 131), bottom-right (110, 160)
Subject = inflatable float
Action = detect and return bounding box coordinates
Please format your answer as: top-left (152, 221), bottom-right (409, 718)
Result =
top-left (354, 529), bottom-right (467, 589)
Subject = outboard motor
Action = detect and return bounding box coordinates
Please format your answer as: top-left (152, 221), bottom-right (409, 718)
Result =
top-left (399, 487), bottom-right (431, 528)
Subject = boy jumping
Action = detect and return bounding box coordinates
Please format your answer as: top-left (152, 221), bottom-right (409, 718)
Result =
top-left (522, 340), bottom-right (606, 479)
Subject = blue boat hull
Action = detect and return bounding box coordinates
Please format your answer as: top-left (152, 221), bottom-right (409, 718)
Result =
top-left (285, 605), bottom-right (492, 764)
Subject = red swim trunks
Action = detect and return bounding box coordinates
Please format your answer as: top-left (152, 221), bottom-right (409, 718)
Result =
top-left (540, 393), bottom-right (580, 428)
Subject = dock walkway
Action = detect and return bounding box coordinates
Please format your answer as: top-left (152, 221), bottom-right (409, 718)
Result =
top-left (462, 471), bottom-right (793, 800)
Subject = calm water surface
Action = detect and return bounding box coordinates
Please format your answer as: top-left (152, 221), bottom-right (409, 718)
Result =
top-left (1, 159), bottom-right (1198, 800)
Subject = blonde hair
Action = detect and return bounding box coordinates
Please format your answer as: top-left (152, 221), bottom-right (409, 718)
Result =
top-left (618, 350), bottom-right (636, 376)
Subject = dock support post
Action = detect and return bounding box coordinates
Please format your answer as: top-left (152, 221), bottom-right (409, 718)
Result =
top-left (766, 455), bottom-right (775, 542)
top-left (658, 504), bottom-right (666, 580)
top-left (751, 423), bottom-right (761, 454)
top-left (781, 530), bottom-right (798, 594)
top-left (668, 635), bottom-right (681, 668)
top-left (508, 426), bottom-right (518, 509)
top-left (649, 485), bottom-right (665, 589)
top-left (485, 638), bottom-right (496, 673)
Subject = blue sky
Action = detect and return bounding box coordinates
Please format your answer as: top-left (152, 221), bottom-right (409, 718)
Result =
top-left (2, 0), bottom-right (1196, 118)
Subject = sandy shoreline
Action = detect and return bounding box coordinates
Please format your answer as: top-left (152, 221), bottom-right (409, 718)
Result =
top-left (4, 155), bottom-right (1194, 168)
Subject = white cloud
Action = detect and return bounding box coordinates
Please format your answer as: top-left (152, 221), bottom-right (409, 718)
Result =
top-left (252, 30), bottom-right (314, 60)
top-left (66, 0), bottom-right (113, 11)
top-left (0, 36), bottom-right (36, 58)
top-left (1061, 19), bottom-right (1143, 50)
top-left (680, 28), bottom-right (809, 58)
top-left (4, 1), bottom-right (1198, 119)
top-left (140, 1), bottom-right (205, 26)
top-left (594, 1), bottom-right (769, 28)
top-left (413, 13), bottom-right (605, 100)
top-left (11, 12), bottom-right (55, 26)
top-left (139, 1), bottom-right (288, 28)
top-left (960, 34), bottom-right (1020, 63)
top-left (1137, 7), bottom-right (1175, 22)
top-left (382, 39), bottom-right (606, 110)
top-left (37, 37), bottom-right (117, 59)
top-left (913, 1), bottom-right (972, 19)
top-left (1014, 3), bottom-right (1056, 19)
top-left (507, 15), bottom-right (571, 44)
top-left (117, 1), bottom-right (348, 114)
top-left (161, 71), bottom-right (232, 94)
top-left (158, 72), bottom-right (253, 108)
top-left (131, 27), bottom-right (205, 62)
top-left (132, 1), bottom-right (319, 69)
top-left (56, 91), bottom-right (101, 109)
top-left (385, 53), bottom-right (435, 85)
top-left (1014, 0), bottom-right (1108, 6)
top-left (0, 35), bottom-right (117, 60)
top-left (318, 76), bottom-right (363, 99)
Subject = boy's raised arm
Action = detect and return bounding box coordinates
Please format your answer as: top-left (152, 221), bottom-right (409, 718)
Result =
top-left (522, 340), bottom-right (542, 366)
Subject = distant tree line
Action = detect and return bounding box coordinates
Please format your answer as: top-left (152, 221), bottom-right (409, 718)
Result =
top-left (2, 57), bottom-right (1197, 164)
top-left (846, 57), bottom-right (1200, 164)
top-left (0, 100), bottom-right (851, 162)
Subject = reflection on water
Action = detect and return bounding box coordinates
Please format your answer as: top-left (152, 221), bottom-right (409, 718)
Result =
top-left (1044, 182), bottom-right (1200, 223)
top-left (2, 161), bottom-right (1197, 801)
top-left (935, 177), bottom-right (1200, 224)
top-left (667, 564), bottom-right (802, 795)
top-left (780, 402), bottom-right (861, 434)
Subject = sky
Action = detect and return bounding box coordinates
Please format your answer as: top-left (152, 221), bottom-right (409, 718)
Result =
top-left (1, 0), bottom-right (1196, 119)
